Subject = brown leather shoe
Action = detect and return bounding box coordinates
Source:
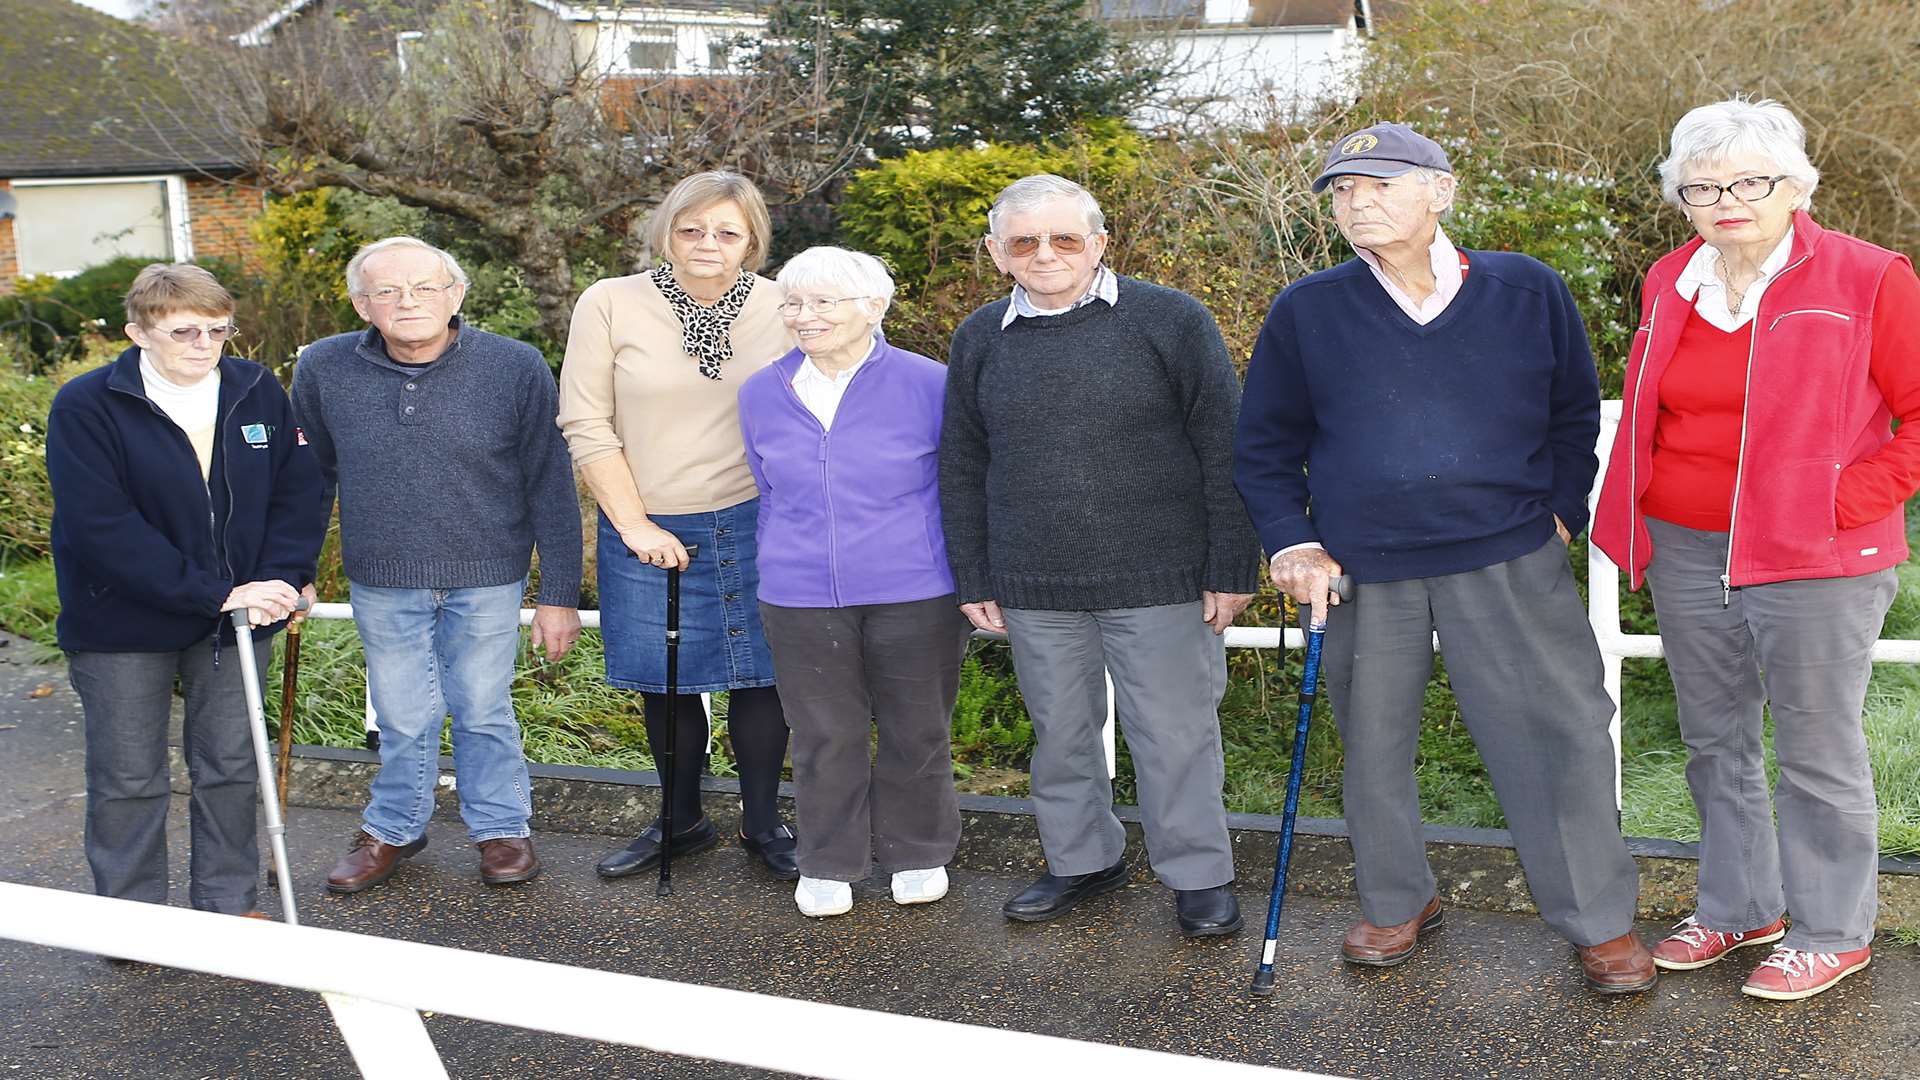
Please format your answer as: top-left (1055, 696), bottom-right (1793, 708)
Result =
top-left (1343, 896), bottom-right (1444, 966)
top-left (1578, 932), bottom-right (1658, 994)
top-left (477, 837), bottom-right (540, 886)
top-left (326, 831), bottom-right (428, 894)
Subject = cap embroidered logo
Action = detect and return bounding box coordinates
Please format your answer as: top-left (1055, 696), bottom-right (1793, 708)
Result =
top-left (1341, 134), bottom-right (1380, 155)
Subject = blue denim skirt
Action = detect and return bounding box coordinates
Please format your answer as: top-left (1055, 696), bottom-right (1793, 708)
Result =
top-left (597, 498), bottom-right (777, 694)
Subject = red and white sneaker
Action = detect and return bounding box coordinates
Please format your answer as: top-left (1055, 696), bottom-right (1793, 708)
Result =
top-left (1650, 913), bottom-right (1787, 970)
top-left (1741, 945), bottom-right (1872, 1001)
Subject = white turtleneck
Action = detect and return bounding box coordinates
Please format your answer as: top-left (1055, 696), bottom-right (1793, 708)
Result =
top-left (140, 351), bottom-right (221, 482)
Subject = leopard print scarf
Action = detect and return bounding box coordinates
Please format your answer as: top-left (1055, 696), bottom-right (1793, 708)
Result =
top-left (653, 263), bottom-right (755, 380)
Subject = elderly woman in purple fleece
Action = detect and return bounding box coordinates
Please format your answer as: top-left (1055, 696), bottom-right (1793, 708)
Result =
top-left (738, 246), bottom-right (973, 919)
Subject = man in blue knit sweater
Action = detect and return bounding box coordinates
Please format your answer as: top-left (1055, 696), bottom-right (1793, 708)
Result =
top-left (1233, 124), bottom-right (1653, 993)
top-left (292, 238), bottom-right (582, 895)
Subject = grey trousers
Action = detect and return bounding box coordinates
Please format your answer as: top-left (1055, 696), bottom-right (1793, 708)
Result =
top-left (1645, 518), bottom-right (1897, 951)
top-left (1002, 601), bottom-right (1234, 891)
top-left (1323, 538), bottom-right (1639, 946)
top-left (759, 596), bottom-right (971, 881)
top-left (67, 636), bottom-right (275, 914)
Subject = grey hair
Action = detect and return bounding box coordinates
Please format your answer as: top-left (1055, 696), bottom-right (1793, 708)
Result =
top-left (776, 246), bottom-right (896, 324)
top-left (1658, 97), bottom-right (1820, 211)
top-left (345, 236), bottom-right (470, 296)
top-left (986, 174), bottom-right (1107, 239)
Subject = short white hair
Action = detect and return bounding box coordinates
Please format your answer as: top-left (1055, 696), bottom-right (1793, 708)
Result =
top-left (1659, 97), bottom-right (1820, 211)
top-left (987, 174), bottom-right (1106, 238)
top-left (345, 236), bottom-right (471, 296)
top-left (776, 246), bottom-right (896, 324)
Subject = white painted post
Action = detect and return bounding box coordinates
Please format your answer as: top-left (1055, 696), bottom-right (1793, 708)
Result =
top-left (1102, 669), bottom-right (1118, 779)
top-left (324, 994), bottom-right (451, 1080)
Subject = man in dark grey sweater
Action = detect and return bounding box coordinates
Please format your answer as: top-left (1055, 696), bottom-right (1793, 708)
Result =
top-left (291, 237), bottom-right (582, 895)
top-left (940, 175), bottom-right (1263, 936)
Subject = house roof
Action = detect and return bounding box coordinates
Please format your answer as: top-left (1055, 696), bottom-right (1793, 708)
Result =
top-left (0, 0), bottom-right (242, 178)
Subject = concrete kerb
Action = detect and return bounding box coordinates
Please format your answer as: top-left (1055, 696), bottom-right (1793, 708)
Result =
top-left (264, 744), bottom-right (1920, 931)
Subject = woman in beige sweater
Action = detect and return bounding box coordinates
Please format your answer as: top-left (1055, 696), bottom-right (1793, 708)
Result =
top-left (558, 172), bottom-right (799, 881)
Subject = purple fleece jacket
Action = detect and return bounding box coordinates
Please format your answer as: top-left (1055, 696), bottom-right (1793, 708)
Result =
top-left (738, 336), bottom-right (955, 608)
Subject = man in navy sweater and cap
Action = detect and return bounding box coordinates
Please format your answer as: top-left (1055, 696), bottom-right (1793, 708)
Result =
top-left (1232, 123), bottom-right (1653, 993)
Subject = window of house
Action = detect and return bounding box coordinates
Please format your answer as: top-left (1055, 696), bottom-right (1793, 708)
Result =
top-left (11, 178), bottom-right (182, 277)
top-left (627, 38), bottom-right (677, 72)
top-left (707, 41), bottom-right (731, 70)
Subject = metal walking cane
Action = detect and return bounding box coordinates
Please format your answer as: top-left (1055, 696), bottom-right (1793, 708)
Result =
top-left (658, 543), bottom-right (698, 898)
top-left (230, 597), bottom-right (310, 925)
top-left (1249, 574), bottom-right (1352, 997)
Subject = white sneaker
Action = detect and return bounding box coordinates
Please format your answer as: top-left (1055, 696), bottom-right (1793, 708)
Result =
top-left (891, 866), bottom-right (949, 905)
top-left (795, 877), bottom-right (852, 917)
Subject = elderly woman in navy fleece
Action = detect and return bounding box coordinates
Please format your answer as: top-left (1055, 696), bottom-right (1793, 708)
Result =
top-left (737, 246), bottom-right (973, 919)
top-left (1232, 122), bottom-right (1650, 994)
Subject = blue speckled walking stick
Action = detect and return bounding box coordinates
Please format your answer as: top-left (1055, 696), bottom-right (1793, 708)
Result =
top-left (1250, 574), bottom-right (1351, 997)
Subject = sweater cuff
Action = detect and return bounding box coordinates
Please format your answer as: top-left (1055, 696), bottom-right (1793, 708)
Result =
top-left (950, 563), bottom-right (993, 605)
top-left (1548, 498), bottom-right (1591, 539)
top-left (1202, 550), bottom-right (1262, 595)
top-left (1252, 513), bottom-right (1319, 558)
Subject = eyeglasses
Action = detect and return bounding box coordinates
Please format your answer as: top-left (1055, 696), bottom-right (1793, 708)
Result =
top-left (155, 323), bottom-right (238, 343)
top-left (1676, 175), bottom-right (1789, 207)
top-left (995, 232), bottom-right (1093, 258)
top-left (777, 296), bottom-right (869, 317)
top-left (673, 226), bottom-right (748, 247)
top-left (363, 282), bottom-right (457, 304)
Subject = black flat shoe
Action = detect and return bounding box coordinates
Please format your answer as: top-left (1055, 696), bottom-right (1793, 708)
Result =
top-left (1002, 859), bottom-right (1131, 922)
top-left (595, 817), bottom-right (720, 879)
top-left (739, 824), bottom-right (800, 880)
top-left (1174, 884), bottom-right (1243, 937)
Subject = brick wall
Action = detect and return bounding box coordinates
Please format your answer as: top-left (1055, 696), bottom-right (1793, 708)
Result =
top-left (185, 177), bottom-right (266, 268)
top-left (0, 180), bottom-right (18, 296)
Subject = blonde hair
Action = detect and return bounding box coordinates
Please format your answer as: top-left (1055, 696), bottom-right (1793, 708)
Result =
top-left (647, 171), bottom-right (774, 272)
top-left (124, 263), bottom-right (235, 327)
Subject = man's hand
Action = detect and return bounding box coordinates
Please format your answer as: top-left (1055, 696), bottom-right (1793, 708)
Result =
top-left (1269, 547), bottom-right (1345, 626)
top-left (1201, 591), bottom-right (1253, 635)
top-left (960, 599), bottom-right (1006, 633)
top-left (291, 583), bottom-right (318, 626)
top-left (1553, 514), bottom-right (1571, 545)
top-left (530, 604), bottom-right (583, 662)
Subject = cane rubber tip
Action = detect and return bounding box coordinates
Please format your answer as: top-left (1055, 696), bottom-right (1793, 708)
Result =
top-left (1249, 970), bottom-right (1276, 996)
top-left (364, 732), bottom-right (380, 751)
top-left (657, 881), bottom-right (672, 898)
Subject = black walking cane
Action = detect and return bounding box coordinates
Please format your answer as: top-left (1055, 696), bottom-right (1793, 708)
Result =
top-left (658, 543), bottom-right (698, 898)
top-left (1250, 574), bottom-right (1351, 997)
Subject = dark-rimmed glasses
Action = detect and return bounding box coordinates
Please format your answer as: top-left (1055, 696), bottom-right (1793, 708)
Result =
top-left (777, 296), bottom-right (870, 317)
top-left (995, 232), bottom-right (1092, 258)
top-left (1676, 175), bottom-right (1789, 207)
top-left (156, 323), bottom-right (238, 343)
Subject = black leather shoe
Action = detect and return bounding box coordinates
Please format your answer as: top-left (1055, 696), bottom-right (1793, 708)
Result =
top-left (739, 824), bottom-right (800, 880)
top-left (1175, 885), bottom-right (1243, 937)
top-left (1002, 859), bottom-right (1131, 922)
top-left (595, 817), bottom-right (720, 879)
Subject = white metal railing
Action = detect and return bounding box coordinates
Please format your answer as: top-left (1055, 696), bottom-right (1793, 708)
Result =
top-left (1, 881), bottom-right (1332, 1080)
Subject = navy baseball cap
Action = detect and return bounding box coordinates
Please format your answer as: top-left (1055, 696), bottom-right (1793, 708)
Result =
top-left (1311, 123), bottom-right (1452, 193)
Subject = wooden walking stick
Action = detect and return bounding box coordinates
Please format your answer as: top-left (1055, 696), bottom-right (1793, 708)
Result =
top-left (274, 616), bottom-right (302, 818)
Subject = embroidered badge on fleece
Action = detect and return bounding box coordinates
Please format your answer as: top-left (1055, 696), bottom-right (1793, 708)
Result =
top-left (241, 422), bottom-right (272, 449)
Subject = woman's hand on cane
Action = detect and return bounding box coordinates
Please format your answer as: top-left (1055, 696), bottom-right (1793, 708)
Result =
top-left (620, 520), bottom-right (690, 571)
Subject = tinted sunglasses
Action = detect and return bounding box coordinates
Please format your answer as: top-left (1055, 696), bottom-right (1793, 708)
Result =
top-left (998, 232), bottom-right (1092, 257)
top-left (156, 324), bottom-right (239, 343)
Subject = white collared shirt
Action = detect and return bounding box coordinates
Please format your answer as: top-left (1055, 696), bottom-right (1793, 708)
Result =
top-left (791, 338), bottom-right (879, 431)
top-left (1000, 265), bottom-right (1120, 329)
top-left (1674, 227), bottom-right (1795, 332)
top-left (1353, 226), bottom-right (1464, 325)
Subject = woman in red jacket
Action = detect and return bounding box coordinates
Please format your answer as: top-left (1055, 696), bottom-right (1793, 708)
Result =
top-left (1593, 97), bottom-right (1920, 1001)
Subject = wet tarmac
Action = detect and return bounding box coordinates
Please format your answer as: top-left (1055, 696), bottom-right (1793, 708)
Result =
top-left (4, 639), bottom-right (1919, 1080)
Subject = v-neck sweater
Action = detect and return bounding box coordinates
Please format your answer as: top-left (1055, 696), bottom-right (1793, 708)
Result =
top-left (1234, 251), bottom-right (1602, 583)
top-left (939, 275), bottom-right (1261, 610)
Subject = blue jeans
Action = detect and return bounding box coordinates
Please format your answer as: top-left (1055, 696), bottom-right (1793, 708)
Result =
top-left (351, 580), bottom-right (533, 844)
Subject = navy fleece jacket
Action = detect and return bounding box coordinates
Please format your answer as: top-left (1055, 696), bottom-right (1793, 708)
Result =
top-left (46, 347), bottom-right (329, 652)
top-left (1232, 251), bottom-right (1601, 584)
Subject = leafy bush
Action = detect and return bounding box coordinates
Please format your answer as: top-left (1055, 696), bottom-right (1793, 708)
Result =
top-left (0, 256), bottom-right (240, 372)
top-left (0, 365), bottom-right (58, 557)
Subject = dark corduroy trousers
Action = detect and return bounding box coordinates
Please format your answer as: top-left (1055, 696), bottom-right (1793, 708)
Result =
top-left (759, 596), bottom-right (972, 881)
